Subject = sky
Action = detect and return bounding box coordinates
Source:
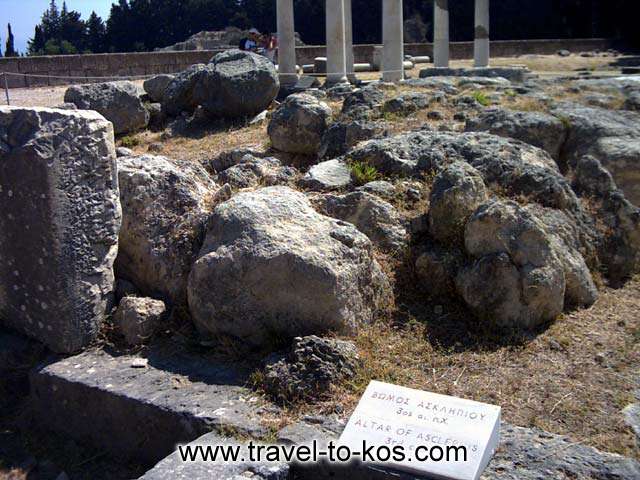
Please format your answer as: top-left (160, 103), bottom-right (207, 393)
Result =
top-left (1, 0), bottom-right (112, 54)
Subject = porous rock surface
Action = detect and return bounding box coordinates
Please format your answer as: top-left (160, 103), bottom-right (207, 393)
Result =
top-left (345, 131), bottom-right (579, 214)
top-left (341, 85), bottom-right (385, 120)
top-left (116, 154), bottom-right (215, 305)
top-left (263, 335), bottom-right (359, 403)
top-left (187, 186), bottom-right (391, 347)
top-left (268, 93), bottom-right (332, 155)
top-left (300, 159), bottom-right (353, 191)
top-left (318, 120), bottom-right (386, 160)
top-left (0, 107), bottom-right (121, 353)
top-left (428, 161), bottom-right (489, 244)
top-left (552, 103), bottom-right (640, 205)
top-left (64, 81), bottom-right (149, 134)
top-left (143, 74), bottom-right (175, 103)
top-left (216, 154), bottom-right (298, 189)
top-left (465, 108), bottom-right (567, 160)
top-left (163, 50), bottom-right (278, 119)
top-left (114, 296), bottom-right (167, 345)
top-left (312, 191), bottom-right (407, 252)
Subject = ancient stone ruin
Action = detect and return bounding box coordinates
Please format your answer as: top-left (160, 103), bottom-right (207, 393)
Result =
top-left (2, 27), bottom-right (640, 480)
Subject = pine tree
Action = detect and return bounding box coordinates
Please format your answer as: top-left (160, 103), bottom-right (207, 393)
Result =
top-left (85, 12), bottom-right (107, 53)
top-left (5, 24), bottom-right (17, 57)
top-left (28, 26), bottom-right (46, 55)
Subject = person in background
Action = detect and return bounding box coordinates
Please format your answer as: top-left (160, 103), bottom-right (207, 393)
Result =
top-left (264, 31), bottom-right (278, 63)
top-left (239, 28), bottom-right (260, 52)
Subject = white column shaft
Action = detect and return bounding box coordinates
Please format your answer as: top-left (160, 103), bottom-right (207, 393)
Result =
top-left (382, 0), bottom-right (404, 82)
top-left (326, 0), bottom-right (348, 84)
top-left (474, 0), bottom-right (490, 67)
top-left (345, 0), bottom-right (355, 80)
top-left (434, 0), bottom-right (450, 68)
top-left (277, 0), bottom-right (298, 85)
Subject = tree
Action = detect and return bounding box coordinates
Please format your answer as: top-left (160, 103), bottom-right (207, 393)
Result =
top-left (86, 12), bottom-right (107, 53)
top-left (28, 26), bottom-right (46, 54)
top-left (5, 24), bottom-right (17, 57)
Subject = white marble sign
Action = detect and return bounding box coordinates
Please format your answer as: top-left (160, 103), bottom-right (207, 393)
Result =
top-left (338, 380), bottom-right (501, 480)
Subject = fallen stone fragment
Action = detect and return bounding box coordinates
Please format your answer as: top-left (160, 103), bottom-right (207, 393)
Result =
top-left (299, 159), bottom-right (353, 191)
top-left (268, 93), bottom-right (332, 155)
top-left (114, 297), bottom-right (167, 346)
top-left (64, 81), bottom-right (149, 134)
top-left (262, 336), bottom-right (359, 403)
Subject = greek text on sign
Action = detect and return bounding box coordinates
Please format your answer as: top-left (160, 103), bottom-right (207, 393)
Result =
top-left (338, 380), bottom-right (501, 480)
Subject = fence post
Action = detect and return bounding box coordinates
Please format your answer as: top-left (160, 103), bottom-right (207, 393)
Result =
top-left (3, 73), bottom-right (10, 106)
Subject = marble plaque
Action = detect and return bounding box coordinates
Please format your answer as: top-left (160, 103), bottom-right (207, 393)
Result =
top-left (338, 380), bottom-right (501, 480)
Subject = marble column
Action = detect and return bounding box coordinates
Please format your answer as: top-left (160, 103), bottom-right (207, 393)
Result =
top-left (474, 0), bottom-right (490, 68)
top-left (434, 0), bottom-right (450, 68)
top-left (277, 0), bottom-right (298, 85)
top-left (326, 0), bottom-right (348, 84)
top-left (345, 0), bottom-right (356, 82)
top-left (382, 0), bottom-right (404, 82)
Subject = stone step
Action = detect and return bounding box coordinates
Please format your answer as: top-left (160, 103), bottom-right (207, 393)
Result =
top-left (30, 344), bottom-right (278, 465)
top-left (138, 431), bottom-right (289, 480)
top-left (137, 415), bottom-right (640, 480)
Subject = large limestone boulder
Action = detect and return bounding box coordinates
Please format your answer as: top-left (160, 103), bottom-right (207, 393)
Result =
top-left (0, 107), bottom-right (121, 353)
top-left (187, 187), bottom-right (391, 347)
top-left (429, 162), bottom-right (488, 244)
top-left (318, 120), bottom-right (386, 160)
top-left (198, 50), bottom-right (279, 118)
top-left (527, 205), bottom-right (598, 307)
top-left (116, 155), bottom-right (215, 305)
top-left (162, 51), bottom-right (278, 119)
top-left (312, 191), bottom-right (407, 252)
top-left (268, 94), bottom-right (332, 155)
top-left (552, 104), bottom-right (640, 205)
top-left (64, 81), bottom-right (149, 134)
top-left (465, 108), bottom-right (568, 160)
top-left (162, 64), bottom-right (208, 116)
top-left (458, 200), bottom-right (566, 328)
top-left (143, 74), bottom-right (175, 103)
top-left (346, 131), bottom-right (580, 213)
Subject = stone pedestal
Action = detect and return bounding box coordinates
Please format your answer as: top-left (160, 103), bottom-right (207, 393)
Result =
top-left (474, 0), bottom-right (490, 68)
top-left (326, 0), bottom-right (348, 85)
top-left (277, 0), bottom-right (298, 85)
top-left (382, 0), bottom-right (404, 82)
top-left (434, 0), bottom-right (450, 68)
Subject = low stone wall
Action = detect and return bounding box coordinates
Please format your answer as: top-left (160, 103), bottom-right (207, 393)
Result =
top-left (0, 38), bottom-right (615, 89)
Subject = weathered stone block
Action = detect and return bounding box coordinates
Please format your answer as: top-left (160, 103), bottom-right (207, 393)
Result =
top-left (0, 107), bottom-right (121, 353)
top-left (30, 346), bottom-right (276, 463)
top-left (138, 432), bottom-right (289, 480)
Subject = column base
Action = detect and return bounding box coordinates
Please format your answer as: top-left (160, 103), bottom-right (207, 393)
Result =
top-left (325, 75), bottom-right (349, 86)
top-left (278, 73), bottom-right (300, 87)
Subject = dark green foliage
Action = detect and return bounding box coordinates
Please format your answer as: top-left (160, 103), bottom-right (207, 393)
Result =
top-left (5, 24), bottom-right (17, 57)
